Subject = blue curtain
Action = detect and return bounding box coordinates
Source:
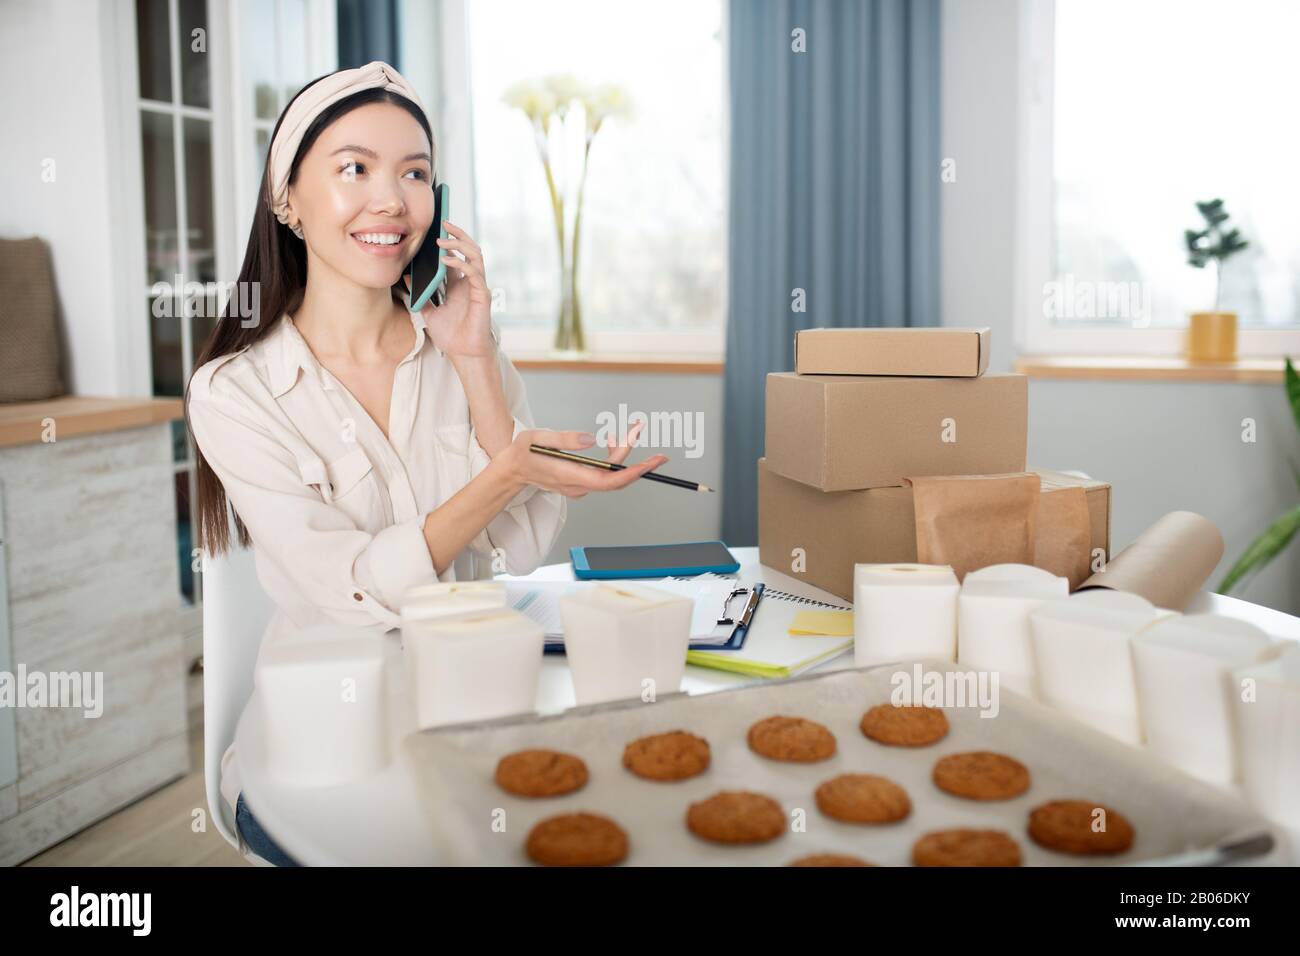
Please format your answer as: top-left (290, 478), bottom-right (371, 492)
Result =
top-left (721, 0), bottom-right (941, 546)
top-left (337, 0), bottom-right (399, 69)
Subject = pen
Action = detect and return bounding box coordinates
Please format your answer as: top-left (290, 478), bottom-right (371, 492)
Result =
top-left (528, 444), bottom-right (714, 492)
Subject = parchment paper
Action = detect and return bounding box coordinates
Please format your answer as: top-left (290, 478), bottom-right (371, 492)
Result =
top-left (402, 661), bottom-right (1276, 866)
top-left (1080, 511), bottom-right (1225, 611)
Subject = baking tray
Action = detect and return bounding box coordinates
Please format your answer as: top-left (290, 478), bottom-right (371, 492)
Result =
top-left (402, 660), bottom-right (1281, 866)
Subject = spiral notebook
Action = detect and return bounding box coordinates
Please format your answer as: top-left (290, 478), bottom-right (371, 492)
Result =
top-left (684, 586), bottom-right (854, 679)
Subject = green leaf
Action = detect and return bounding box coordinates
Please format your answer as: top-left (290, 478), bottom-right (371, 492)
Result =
top-left (1286, 357), bottom-right (1300, 433)
top-left (1218, 503), bottom-right (1300, 594)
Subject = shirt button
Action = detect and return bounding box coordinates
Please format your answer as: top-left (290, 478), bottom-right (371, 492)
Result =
top-left (352, 592), bottom-right (364, 602)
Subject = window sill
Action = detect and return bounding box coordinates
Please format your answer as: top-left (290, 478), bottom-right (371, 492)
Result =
top-left (1015, 354), bottom-right (1286, 384)
top-left (511, 352), bottom-right (724, 375)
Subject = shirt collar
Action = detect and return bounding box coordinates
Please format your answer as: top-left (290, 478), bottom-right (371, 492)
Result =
top-left (264, 295), bottom-right (430, 399)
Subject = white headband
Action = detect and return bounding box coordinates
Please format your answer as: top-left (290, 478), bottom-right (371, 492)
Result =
top-left (268, 61), bottom-right (427, 227)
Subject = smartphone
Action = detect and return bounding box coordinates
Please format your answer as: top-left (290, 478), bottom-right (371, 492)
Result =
top-left (570, 541), bottom-right (740, 579)
top-left (407, 181), bottom-right (450, 312)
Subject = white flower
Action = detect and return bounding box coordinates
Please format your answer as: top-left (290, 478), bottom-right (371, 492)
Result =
top-left (543, 73), bottom-right (587, 115)
top-left (502, 79), bottom-right (558, 122)
top-left (581, 83), bottom-right (633, 134)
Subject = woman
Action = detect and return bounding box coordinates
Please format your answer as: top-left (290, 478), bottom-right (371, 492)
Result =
top-left (186, 62), bottom-right (667, 864)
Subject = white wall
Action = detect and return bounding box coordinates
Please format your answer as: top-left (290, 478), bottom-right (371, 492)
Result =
top-left (940, 0), bottom-right (1299, 614)
top-left (0, 0), bottom-right (147, 397)
top-left (518, 369), bottom-right (725, 566)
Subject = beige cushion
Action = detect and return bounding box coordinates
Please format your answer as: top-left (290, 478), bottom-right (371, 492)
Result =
top-left (0, 237), bottom-right (65, 402)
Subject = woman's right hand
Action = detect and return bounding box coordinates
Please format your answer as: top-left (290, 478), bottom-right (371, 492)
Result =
top-left (500, 421), bottom-right (667, 498)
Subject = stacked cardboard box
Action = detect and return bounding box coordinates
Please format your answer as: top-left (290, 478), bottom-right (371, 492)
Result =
top-left (758, 327), bottom-right (1111, 602)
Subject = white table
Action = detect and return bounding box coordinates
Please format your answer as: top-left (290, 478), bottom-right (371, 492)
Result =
top-left (233, 547), bottom-right (1300, 866)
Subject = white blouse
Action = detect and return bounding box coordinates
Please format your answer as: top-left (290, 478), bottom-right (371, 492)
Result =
top-left (187, 306), bottom-right (567, 649)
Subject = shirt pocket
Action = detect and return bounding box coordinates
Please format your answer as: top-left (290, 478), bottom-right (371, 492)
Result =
top-left (432, 423), bottom-right (473, 492)
top-left (300, 448), bottom-right (384, 528)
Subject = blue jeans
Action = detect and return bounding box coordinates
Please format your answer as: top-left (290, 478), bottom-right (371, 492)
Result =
top-left (235, 792), bottom-right (300, 866)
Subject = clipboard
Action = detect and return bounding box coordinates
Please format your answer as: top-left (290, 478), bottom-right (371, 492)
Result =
top-left (694, 583), bottom-right (764, 651)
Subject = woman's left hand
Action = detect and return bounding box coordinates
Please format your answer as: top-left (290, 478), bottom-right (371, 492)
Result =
top-left (414, 219), bottom-right (496, 360)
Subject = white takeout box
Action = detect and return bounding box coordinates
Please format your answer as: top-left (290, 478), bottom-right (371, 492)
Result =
top-left (400, 580), bottom-right (507, 630)
top-left (256, 626), bottom-right (390, 787)
top-left (1132, 614), bottom-right (1273, 786)
top-left (404, 607), bottom-right (543, 729)
top-left (1232, 642), bottom-right (1300, 830)
top-left (854, 563), bottom-right (959, 666)
top-left (957, 563), bottom-right (1069, 699)
top-left (559, 582), bottom-right (693, 706)
top-left (1030, 589), bottom-right (1169, 745)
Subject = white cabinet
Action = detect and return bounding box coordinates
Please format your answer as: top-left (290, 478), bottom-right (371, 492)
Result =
top-left (0, 399), bottom-right (187, 865)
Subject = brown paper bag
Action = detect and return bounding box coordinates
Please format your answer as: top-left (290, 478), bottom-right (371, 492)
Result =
top-left (907, 473), bottom-right (1040, 582)
top-left (1035, 486), bottom-right (1092, 590)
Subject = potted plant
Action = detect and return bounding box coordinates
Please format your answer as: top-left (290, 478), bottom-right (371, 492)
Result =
top-left (1184, 198), bottom-right (1249, 362)
top-left (1218, 358), bottom-right (1300, 594)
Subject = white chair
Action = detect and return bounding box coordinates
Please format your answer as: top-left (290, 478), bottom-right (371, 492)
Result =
top-left (202, 538), bottom-right (274, 858)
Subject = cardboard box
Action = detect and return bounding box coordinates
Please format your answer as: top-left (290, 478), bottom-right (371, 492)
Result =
top-left (794, 327), bottom-right (991, 377)
top-left (757, 459), bottom-right (1110, 602)
top-left (764, 372), bottom-right (1028, 491)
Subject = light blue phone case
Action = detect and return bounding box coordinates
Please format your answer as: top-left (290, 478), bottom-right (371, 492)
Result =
top-left (408, 182), bottom-right (450, 313)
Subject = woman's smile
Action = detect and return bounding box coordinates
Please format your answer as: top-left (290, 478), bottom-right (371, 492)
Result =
top-left (349, 225), bottom-right (410, 258)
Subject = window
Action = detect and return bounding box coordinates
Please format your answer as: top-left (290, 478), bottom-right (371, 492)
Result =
top-left (136, 0), bottom-right (220, 608)
top-left (461, 0), bottom-right (727, 353)
top-left (229, 0), bottom-right (336, 238)
top-left (1017, 0), bottom-right (1300, 355)
top-left (132, 0), bottom-right (334, 614)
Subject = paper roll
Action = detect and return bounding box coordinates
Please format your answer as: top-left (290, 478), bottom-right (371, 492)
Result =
top-left (957, 563), bottom-right (1069, 699)
top-left (1132, 615), bottom-right (1273, 786)
top-left (560, 582), bottom-right (693, 706)
top-left (1029, 589), bottom-right (1162, 745)
top-left (400, 580), bottom-right (507, 629)
top-left (1232, 643), bottom-right (1300, 829)
top-left (404, 608), bottom-right (543, 729)
top-left (853, 564), bottom-right (959, 666)
top-left (256, 626), bottom-right (390, 787)
top-left (1079, 511), bottom-right (1224, 611)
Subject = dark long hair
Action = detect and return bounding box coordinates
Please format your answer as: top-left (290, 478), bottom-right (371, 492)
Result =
top-left (188, 76), bottom-right (438, 554)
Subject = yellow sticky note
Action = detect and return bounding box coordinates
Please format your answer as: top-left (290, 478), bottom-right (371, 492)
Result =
top-left (788, 609), bottom-right (854, 637)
